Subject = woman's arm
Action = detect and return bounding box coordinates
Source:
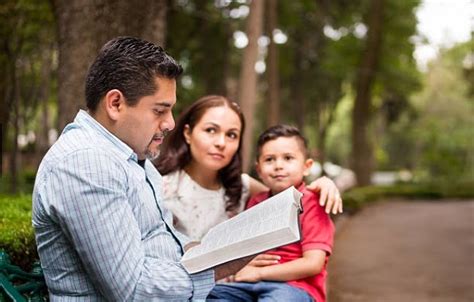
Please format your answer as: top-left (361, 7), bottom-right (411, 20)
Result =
top-left (233, 250), bottom-right (327, 282)
top-left (307, 176), bottom-right (343, 214)
top-left (247, 175), bottom-right (343, 214)
top-left (248, 175), bottom-right (269, 196)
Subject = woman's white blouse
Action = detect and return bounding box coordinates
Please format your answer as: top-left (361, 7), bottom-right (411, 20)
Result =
top-left (162, 170), bottom-right (250, 241)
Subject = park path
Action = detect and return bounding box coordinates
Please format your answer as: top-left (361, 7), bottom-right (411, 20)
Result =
top-left (327, 199), bottom-right (474, 302)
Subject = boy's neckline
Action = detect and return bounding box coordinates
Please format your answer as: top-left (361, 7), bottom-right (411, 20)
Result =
top-left (269, 181), bottom-right (305, 196)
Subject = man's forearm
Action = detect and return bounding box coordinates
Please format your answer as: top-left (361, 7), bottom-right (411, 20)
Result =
top-left (213, 255), bottom-right (254, 280)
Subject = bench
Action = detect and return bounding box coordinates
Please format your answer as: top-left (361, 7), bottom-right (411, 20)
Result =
top-left (0, 251), bottom-right (47, 301)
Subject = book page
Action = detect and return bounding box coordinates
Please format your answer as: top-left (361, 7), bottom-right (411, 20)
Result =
top-left (182, 187), bottom-right (302, 260)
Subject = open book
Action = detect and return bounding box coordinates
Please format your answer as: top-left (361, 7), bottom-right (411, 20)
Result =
top-left (181, 186), bottom-right (303, 274)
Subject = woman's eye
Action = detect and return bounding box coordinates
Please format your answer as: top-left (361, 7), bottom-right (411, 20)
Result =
top-left (205, 128), bottom-right (216, 134)
top-left (285, 156), bottom-right (294, 161)
top-left (154, 109), bottom-right (164, 116)
top-left (264, 157), bottom-right (274, 162)
top-left (227, 132), bottom-right (238, 139)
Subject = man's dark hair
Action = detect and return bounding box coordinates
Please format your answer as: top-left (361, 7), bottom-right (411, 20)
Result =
top-left (256, 124), bottom-right (309, 159)
top-left (85, 36), bottom-right (183, 111)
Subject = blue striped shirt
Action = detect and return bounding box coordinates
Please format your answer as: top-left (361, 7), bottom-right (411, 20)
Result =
top-left (32, 110), bottom-right (215, 301)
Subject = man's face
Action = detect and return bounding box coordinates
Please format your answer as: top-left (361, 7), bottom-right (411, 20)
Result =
top-left (117, 77), bottom-right (176, 160)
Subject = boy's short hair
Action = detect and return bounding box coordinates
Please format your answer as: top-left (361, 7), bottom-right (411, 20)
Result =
top-left (256, 124), bottom-right (309, 159)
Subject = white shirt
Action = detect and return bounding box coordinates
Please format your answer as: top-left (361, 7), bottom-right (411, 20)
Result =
top-left (163, 170), bottom-right (250, 241)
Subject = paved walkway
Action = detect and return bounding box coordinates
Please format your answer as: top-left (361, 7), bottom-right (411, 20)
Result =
top-left (328, 200), bottom-right (474, 302)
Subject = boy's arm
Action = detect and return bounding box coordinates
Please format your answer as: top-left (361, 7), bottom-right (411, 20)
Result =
top-left (234, 249), bottom-right (327, 282)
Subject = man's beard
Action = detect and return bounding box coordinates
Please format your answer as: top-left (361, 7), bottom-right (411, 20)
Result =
top-left (144, 130), bottom-right (169, 161)
top-left (145, 145), bottom-right (160, 161)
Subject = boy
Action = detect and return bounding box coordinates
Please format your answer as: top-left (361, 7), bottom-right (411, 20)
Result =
top-left (208, 125), bottom-right (335, 302)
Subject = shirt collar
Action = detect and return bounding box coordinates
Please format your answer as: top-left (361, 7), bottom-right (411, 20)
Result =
top-left (295, 181), bottom-right (306, 192)
top-left (268, 181), bottom-right (306, 197)
top-left (65, 110), bottom-right (138, 162)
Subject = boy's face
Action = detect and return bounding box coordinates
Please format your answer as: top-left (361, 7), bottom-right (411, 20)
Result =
top-left (256, 136), bottom-right (313, 194)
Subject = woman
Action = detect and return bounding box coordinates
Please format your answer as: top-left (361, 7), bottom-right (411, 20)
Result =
top-left (156, 95), bottom-right (342, 241)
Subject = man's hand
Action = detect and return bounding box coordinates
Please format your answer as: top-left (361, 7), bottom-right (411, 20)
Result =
top-left (307, 176), bottom-right (343, 214)
top-left (220, 254), bottom-right (279, 282)
top-left (184, 241), bottom-right (200, 252)
top-left (213, 255), bottom-right (254, 281)
top-left (185, 242), bottom-right (254, 281)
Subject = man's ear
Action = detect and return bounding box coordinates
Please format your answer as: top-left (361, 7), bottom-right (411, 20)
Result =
top-left (103, 89), bottom-right (125, 121)
top-left (303, 158), bottom-right (314, 177)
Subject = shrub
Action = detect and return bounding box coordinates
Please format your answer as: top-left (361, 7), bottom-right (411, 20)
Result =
top-left (0, 194), bottom-right (38, 270)
top-left (342, 181), bottom-right (474, 213)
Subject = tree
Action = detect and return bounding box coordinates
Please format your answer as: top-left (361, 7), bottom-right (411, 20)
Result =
top-left (351, 0), bottom-right (385, 186)
top-left (0, 0), bottom-right (55, 191)
top-left (277, 0), bottom-right (355, 162)
top-left (238, 0), bottom-right (264, 172)
top-left (265, 0), bottom-right (280, 127)
top-left (412, 42), bottom-right (473, 180)
top-left (165, 0), bottom-right (239, 110)
top-left (51, 0), bottom-right (168, 130)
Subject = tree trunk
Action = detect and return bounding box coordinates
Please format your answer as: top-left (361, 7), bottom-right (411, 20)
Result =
top-left (36, 46), bottom-right (53, 164)
top-left (52, 0), bottom-right (168, 131)
top-left (351, 0), bottom-right (385, 186)
top-left (0, 29), bottom-right (19, 175)
top-left (0, 57), bottom-right (14, 176)
top-left (291, 33), bottom-right (305, 131)
top-left (238, 0), bottom-right (264, 172)
top-left (52, 0), bottom-right (97, 131)
top-left (9, 70), bottom-right (20, 193)
top-left (0, 60), bottom-right (12, 172)
top-left (266, 0), bottom-right (280, 127)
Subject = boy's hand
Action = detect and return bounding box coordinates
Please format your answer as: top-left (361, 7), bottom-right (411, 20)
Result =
top-left (234, 265), bottom-right (262, 282)
top-left (248, 254), bottom-right (280, 267)
top-left (232, 254), bottom-right (279, 282)
top-left (307, 176), bottom-right (343, 214)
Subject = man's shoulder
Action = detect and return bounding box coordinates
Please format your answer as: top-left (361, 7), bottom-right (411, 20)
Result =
top-left (40, 129), bottom-right (128, 176)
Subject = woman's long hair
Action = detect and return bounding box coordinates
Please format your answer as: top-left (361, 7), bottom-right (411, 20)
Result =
top-left (155, 95), bottom-right (246, 214)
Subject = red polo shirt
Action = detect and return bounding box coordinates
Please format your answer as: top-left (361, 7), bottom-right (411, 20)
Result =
top-left (246, 183), bottom-right (335, 302)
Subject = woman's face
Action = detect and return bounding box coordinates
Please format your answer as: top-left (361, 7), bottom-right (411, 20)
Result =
top-left (184, 105), bottom-right (242, 172)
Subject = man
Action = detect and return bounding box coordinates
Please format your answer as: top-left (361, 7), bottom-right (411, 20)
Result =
top-left (32, 36), bottom-right (248, 301)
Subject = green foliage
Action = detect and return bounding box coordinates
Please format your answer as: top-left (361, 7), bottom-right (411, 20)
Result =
top-left (343, 181), bottom-right (474, 213)
top-left (0, 170), bottom-right (36, 194)
top-left (383, 41), bottom-right (474, 181)
top-left (0, 194), bottom-right (37, 270)
top-left (166, 0), bottom-right (245, 109)
top-left (1, 0), bottom-right (57, 156)
top-left (326, 93), bottom-right (353, 166)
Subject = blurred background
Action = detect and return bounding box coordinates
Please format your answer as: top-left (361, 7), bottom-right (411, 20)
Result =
top-left (0, 1), bottom-right (473, 300)
top-left (0, 0), bottom-right (472, 193)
